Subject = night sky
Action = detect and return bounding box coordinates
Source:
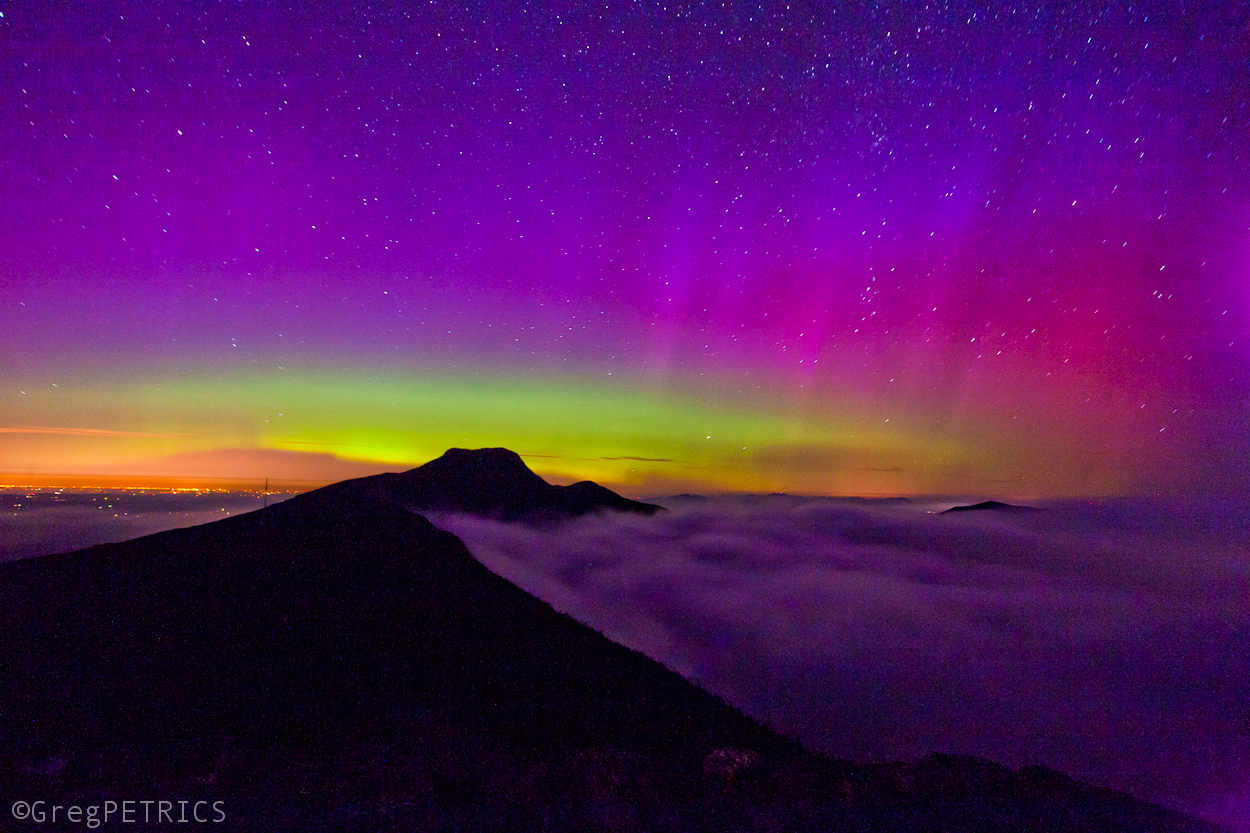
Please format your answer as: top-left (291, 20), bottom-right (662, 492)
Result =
top-left (3, 1), bottom-right (1248, 496)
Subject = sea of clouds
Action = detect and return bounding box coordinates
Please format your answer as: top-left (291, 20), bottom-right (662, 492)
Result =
top-left (430, 496), bottom-right (1250, 831)
top-left (3, 490), bottom-right (1246, 829)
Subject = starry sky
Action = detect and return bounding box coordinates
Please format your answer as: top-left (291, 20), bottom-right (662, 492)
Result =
top-left (2, 0), bottom-right (1248, 496)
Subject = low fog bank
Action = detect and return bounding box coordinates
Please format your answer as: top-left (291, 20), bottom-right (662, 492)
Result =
top-left (0, 492), bottom-right (276, 560)
top-left (430, 496), bottom-right (1250, 830)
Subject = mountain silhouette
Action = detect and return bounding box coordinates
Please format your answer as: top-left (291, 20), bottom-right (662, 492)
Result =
top-left (314, 446), bottom-right (664, 521)
top-left (0, 449), bottom-right (1223, 831)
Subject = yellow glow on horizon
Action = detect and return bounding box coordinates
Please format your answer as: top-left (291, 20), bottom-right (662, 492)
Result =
top-left (0, 365), bottom-right (1107, 498)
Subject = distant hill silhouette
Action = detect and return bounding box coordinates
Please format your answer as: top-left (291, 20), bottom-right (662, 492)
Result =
top-left (942, 499), bottom-right (1040, 514)
top-left (0, 449), bottom-right (1222, 831)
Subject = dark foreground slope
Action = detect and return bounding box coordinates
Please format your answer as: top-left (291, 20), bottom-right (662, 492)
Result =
top-left (0, 490), bottom-right (783, 828)
top-left (0, 450), bottom-right (1225, 832)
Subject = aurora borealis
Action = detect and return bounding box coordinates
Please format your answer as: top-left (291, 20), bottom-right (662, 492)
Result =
top-left (2, 1), bottom-right (1248, 496)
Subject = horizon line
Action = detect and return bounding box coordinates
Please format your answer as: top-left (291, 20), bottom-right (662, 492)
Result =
top-left (0, 471), bottom-right (1104, 504)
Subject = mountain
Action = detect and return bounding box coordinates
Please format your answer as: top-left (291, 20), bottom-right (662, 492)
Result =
top-left (315, 446), bottom-right (664, 521)
top-left (0, 449), bottom-right (1224, 832)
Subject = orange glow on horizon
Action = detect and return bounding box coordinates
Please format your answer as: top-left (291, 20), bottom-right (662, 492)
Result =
top-left (0, 472), bottom-right (315, 492)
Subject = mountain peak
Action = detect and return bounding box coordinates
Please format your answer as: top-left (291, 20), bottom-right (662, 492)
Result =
top-left (321, 447), bottom-right (664, 521)
top-left (430, 446), bottom-right (530, 468)
top-left (413, 446), bottom-right (548, 487)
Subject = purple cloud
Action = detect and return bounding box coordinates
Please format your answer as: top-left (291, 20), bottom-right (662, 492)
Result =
top-left (430, 496), bottom-right (1250, 830)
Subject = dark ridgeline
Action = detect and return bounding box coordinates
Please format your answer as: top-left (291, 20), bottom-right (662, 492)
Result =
top-left (0, 449), bottom-right (1224, 831)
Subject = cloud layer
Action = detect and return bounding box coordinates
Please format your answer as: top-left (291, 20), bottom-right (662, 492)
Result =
top-left (4, 491), bottom-right (1246, 828)
top-left (430, 496), bottom-right (1250, 830)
